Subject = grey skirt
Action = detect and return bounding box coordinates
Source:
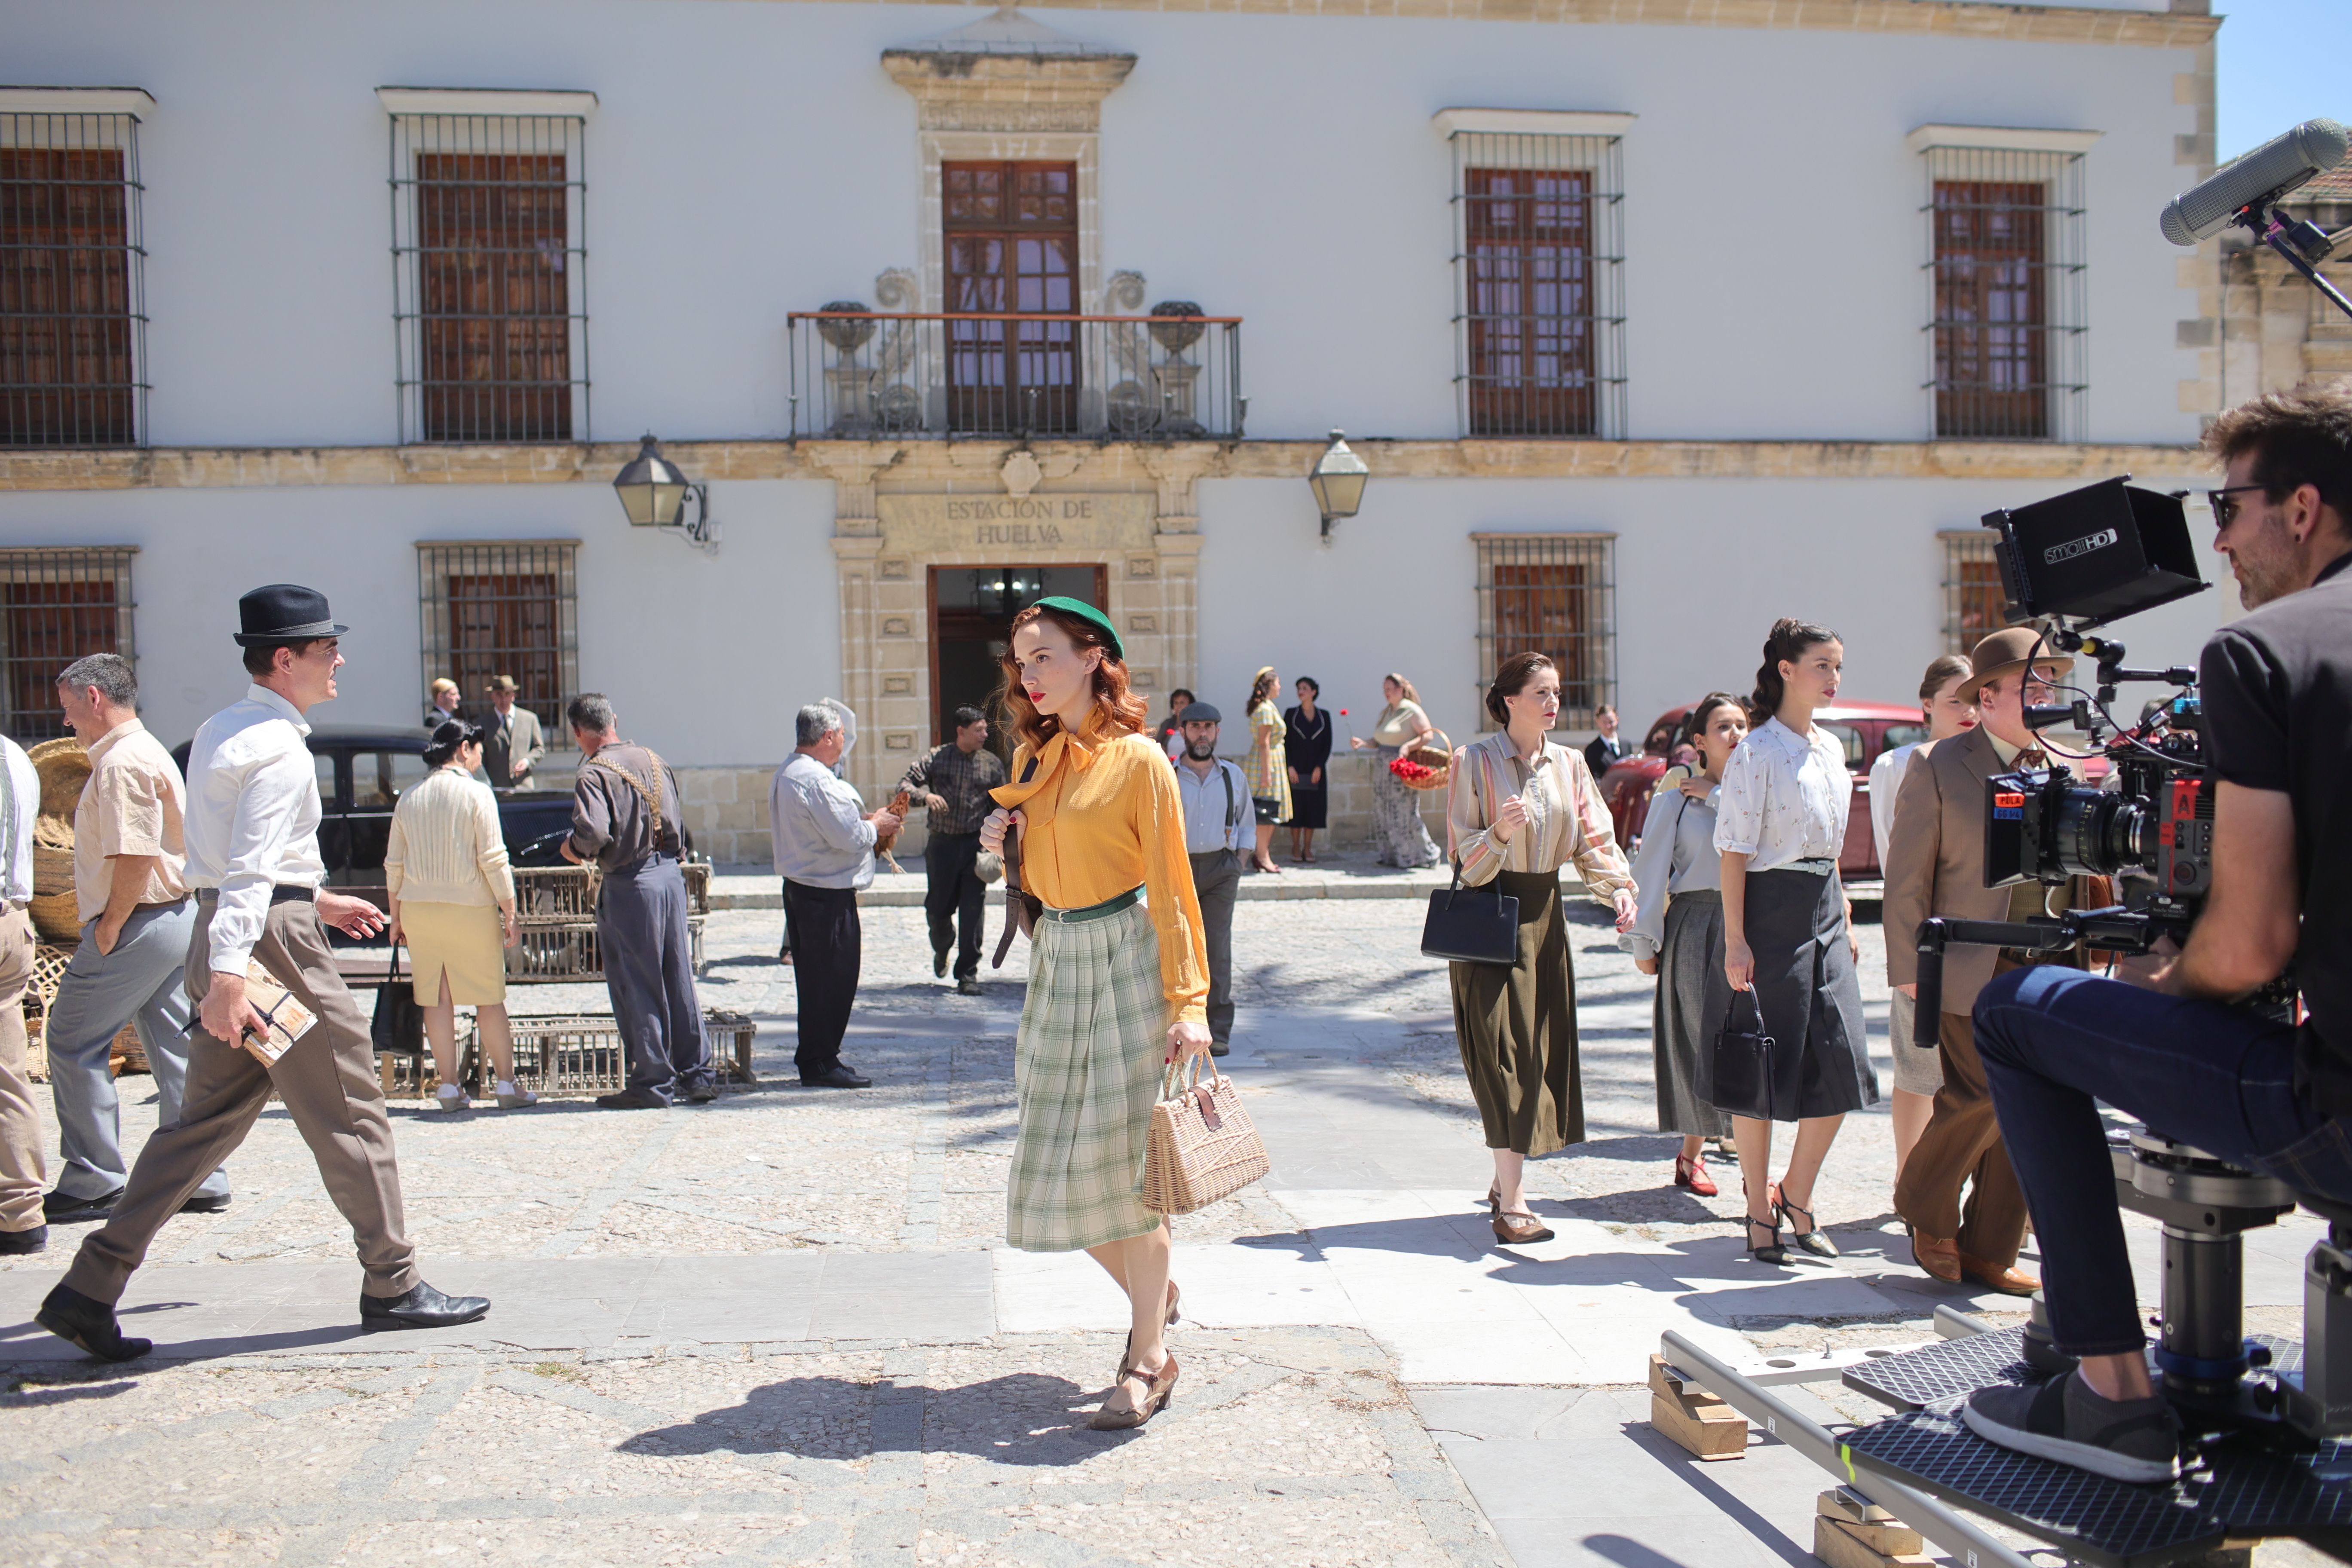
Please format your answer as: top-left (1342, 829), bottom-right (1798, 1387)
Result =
top-left (1703, 865), bottom-right (1877, 1122)
top-left (1655, 890), bottom-right (1733, 1138)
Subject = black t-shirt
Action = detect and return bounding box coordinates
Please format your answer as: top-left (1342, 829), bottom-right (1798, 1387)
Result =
top-left (2199, 550), bottom-right (2352, 1109)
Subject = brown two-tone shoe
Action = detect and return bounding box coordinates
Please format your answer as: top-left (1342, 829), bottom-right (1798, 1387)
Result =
top-left (1909, 1227), bottom-right (1964, 1284)
top-left (1493, 1209), bottom-right (1554, 1245)
top-left (1961, 1255), bottom-right (2041, 1296)
top-left (1090, 1351), bottom-right (1179, 1429)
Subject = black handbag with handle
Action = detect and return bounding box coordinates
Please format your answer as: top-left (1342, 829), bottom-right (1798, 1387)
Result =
top-left (1709, 986), bottom-right (1776, 1120)
top-left (1420, 861), bottom-right (1519, 965)
top-left (370, 947), bottom-right (426, 1059)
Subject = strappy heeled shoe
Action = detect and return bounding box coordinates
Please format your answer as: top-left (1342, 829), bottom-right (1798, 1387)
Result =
top-left (1493, 1208), bottom-right (1554, 1245)
top-left (1484, 1185), bottom-right (1500, 1214)
top-left (1769, 1181), bottom-right (1839, 1258)
top-left (1673, 1153), bottom-right (1718, 1197)
top-left (1746, 1214), bottom-right (1789, 1265)
top-left (1117, 1280), bottom-right (1182, 1378)
top-left (1089, 1350), bottom-right (1179, 1429)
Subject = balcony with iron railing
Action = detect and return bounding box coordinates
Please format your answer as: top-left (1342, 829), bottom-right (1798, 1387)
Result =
top-left (787, 306), bottom-right (1242, 441)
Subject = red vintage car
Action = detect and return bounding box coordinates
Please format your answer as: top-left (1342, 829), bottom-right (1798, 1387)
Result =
top-left (1596, 700), bottom-right (1930, 886)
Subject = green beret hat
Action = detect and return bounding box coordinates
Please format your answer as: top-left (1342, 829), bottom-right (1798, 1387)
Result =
top-left (1029, 595), bottom-right (1122, 661)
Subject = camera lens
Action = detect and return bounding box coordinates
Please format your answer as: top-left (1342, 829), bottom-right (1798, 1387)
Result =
top-left (2046, 788), bottom-right (2148, 878)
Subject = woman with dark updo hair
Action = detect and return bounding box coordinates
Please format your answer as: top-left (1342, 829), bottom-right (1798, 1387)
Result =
top-left (386, 720), bottom-right (527, 1112)
top-left (1444, 651), bottom-right (1636, 1247)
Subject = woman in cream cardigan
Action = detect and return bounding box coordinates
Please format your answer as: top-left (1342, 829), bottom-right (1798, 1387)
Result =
top-left (387, 720), bottom-right (529, 1111)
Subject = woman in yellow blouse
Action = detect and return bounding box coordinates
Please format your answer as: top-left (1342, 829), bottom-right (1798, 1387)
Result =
top-left (1243, 666), bottom-right (1290, 873)
top-left (980, 596), bottom-right (1213, 1431)
top-left (1447, 652), bottom-right (1637, 1245)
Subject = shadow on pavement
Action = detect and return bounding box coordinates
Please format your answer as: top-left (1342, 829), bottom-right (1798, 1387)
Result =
top-left (618, 1372), bottom-right (1147, 1464)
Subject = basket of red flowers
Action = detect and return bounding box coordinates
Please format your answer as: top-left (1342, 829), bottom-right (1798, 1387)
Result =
top-left (1388, 729), bottom-right (1453, 792)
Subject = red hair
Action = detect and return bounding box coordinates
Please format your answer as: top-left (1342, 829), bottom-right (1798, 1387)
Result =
top-left (998, 603), bottom-right (1150, 753)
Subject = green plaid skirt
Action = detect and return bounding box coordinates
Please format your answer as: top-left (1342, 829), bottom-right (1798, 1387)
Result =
top-left (1006, 900), bottom-right (1168, 1252)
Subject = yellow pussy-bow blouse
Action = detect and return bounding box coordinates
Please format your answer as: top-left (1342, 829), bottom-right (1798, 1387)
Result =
top-left (991, 713), bottom-right (1211, 1025)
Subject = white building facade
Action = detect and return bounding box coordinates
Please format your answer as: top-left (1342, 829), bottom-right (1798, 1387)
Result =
top-left (0, 0), bottom-right (2235, 861)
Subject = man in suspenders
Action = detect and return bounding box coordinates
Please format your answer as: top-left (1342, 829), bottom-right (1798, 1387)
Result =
top-left (1171, 704), bottom-right (1251, 1057)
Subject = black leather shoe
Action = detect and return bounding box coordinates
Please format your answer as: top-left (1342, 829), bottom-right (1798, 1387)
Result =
top-left (43, 1187), bottom-right (121, 1223)
top-left (802, 1064), bottom-right (872, 1089)
top-left (594, 1088), bottom-right (670, 1109)
top-left (0, 1224), bottom-right (47, 1254)
top-left (180, 1192), bottom-right (232, 1215)
top-left (1210, 1040), bottom-right (1231, 1057)
top-left (934, 946), bottom-right (950, 978)
top-left (360, 1281), bottom-right (491, 1332)
top-left (684, 1082), bottom-right (720, 1104)
top-left (37, 1283), bottom-right (150, 1361)
top-left (956, 976), bottom-right (982, 996)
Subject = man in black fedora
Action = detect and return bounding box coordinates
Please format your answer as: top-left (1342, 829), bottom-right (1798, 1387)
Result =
top-left (37, 585), bottom-right (490, 1361)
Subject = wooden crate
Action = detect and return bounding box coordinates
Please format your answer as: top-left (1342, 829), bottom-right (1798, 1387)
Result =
top-left (378, 1008), bottom-right (756, 1099)
top-left (505, 916), bottom-right (705, 984)
top-left (513, 861), bottom-right (712, 925)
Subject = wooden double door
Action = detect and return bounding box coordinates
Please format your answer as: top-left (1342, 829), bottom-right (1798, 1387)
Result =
top-left (945, 161), bottom-right (1078, 434)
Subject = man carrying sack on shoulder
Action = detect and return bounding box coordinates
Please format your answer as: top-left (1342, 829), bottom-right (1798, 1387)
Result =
top-left (38, 585), bottom-right (489, 1362)
top-left (561, 694), bottom-right (712, 1110)
top-left (1886, 625), bottom-right (2103, 1297)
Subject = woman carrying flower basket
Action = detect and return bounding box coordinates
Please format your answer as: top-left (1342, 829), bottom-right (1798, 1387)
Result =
top-left (1351, 673), bottom-right (1442, 868)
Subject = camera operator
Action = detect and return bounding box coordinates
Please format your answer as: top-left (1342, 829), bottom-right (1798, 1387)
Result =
top-left (1962, 386), bottom-right (2352, 1484)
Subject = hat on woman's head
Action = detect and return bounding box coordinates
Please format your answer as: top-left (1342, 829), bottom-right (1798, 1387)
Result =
top-left (234, 584), bottom-right (349, 646)
top-left (1029, 596), bottom-right (1122, 661)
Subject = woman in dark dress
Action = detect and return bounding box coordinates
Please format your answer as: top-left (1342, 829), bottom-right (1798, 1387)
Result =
top-left (1283, 677), bottom-right (1332, 862)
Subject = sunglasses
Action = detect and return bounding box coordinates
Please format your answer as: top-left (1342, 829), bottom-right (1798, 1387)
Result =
top-left (2206, 485), bottom-right (2269, 529)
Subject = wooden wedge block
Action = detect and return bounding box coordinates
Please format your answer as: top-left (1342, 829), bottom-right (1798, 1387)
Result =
top-left (1819, 1515), bottom-right (1923, 1557)
top-left (1813, 1516), bottom-right (1932, 1568)
top-left (1817, 1488), bottom-right (1898, 1526)
top-left (1649, 1389), bottom-right (1748, 1460)
top-left (1648, 1352), bottom-right (1725, 1406)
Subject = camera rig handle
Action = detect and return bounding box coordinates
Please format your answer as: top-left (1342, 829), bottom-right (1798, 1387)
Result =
top-left (1912, 915), bottom-right (2090, 1047)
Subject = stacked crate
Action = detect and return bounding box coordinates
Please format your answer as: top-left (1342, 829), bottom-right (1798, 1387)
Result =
top-left (507, 862), bottom-right (710, 984)
top-left (378, 1008), bottom-right (758, 1099)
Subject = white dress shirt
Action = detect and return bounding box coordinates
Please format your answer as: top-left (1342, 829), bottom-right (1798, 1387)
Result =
top-left (1867, 740), bottom-right (1921, 871)
top-left (0, 736), bottom-right (37, 910)
top-left (185, 683), bottom-right (328, 974)
top-left (769, 751), bottom-right (876, 890)
top-left (1712, 717), bottom-right (1850, 873)
top-left (1173, 754), bottom-right (1252, 854)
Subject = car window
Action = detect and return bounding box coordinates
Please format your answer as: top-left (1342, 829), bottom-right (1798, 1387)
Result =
top-left (1816, 722), bottom-right (1865, 772)
top-left (351, 749), bottom-right (432, 810)
top-left (1879, 723), bottom-right (1930, 754)
top-left (314, 751), bottom-right (341, 808)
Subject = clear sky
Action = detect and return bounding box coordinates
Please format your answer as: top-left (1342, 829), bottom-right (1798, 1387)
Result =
top-left (2214, 0), bottom-right (2352, 160)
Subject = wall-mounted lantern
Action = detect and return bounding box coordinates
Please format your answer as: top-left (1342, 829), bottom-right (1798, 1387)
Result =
top-left (1307, 428), bottom-right (1369, 542)
top-left (612, 434), bottom-right (719, 554)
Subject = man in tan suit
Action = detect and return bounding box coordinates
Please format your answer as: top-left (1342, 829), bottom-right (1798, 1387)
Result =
top-left (1885, 626), bottom-right (2089, 1295)
top-left (481, 675), bottom-right (545, 789)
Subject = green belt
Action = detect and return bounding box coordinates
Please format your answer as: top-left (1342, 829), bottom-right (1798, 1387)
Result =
top-left (1038, 886), bottom-right (1142, 924)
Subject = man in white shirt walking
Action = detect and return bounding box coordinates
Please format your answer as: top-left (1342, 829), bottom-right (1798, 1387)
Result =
top-left (771, 704), bottom-right (901, 1088)
top-left (0, 727), bottom-right (46, 1256)
top-left (41, 652), bottom-right (230, 1225)
top-left (39, 585), bottom-right (489, 1362)
top-left (1171, 704), bottom-right (1250, 1056)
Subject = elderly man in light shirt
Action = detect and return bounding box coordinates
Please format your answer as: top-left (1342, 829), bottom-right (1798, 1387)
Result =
top-left (37, 585), bottom-right (489, 1364)
top-left (0, 725), bottom-right (43, 1257)
top-left (771, 703), bottom-right (900, 1090)
top-left (40, 653), bottom-right (230, 1227)
top-left (1170, 702), bottom-right (1252, 1056)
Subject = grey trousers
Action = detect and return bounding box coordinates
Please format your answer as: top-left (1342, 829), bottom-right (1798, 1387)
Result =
top-left (62, 894), bottom-right (419, 1304)
top-left (47, 900), bottom-right (230, 1202)
top-left (1188, 849), bottom-right (1240, 1044)
top-left (598, 854), bottom-right (710, 1102)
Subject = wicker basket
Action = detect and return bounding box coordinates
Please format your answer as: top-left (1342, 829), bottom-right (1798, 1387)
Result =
top-left (1392, 728), bottom-right (1454, 792)
top-left (380, 1007), bottom-right (757, 1099)
top-left (28, 736), bottom-right (89, 819)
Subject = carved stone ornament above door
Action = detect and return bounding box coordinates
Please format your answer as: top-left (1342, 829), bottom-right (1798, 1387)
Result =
top-left (881, 5), bottom-right (1136, 134)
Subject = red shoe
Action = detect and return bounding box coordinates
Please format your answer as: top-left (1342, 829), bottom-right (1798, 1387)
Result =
top-left (1674, 1153), bottom-right (1719, 1197)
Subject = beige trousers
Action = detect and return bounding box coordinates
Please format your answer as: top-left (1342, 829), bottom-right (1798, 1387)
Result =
top-left (62, 895), bottom-right (418, 1303)
top-left (0, 907), bottom-right (44, 1234)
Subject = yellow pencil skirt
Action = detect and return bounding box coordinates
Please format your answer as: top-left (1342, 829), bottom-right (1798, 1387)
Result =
top-left (401, 900), bottom-right (507, 1007)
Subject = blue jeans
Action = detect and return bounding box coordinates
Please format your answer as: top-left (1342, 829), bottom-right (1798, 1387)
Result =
top-left (1974, 967), bottom-right (2352, 1356)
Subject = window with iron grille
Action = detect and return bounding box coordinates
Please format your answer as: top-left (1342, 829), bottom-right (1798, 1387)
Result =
top-left (1474, 534), bottom-right (1614, 728)
top-left (0, 98), bottom-right (148, 448)
top-left (416, 541), bottom-right (578, 745)
top-left (1920, 143), bottom-right (2086, 441)
top-left (1940, 531), bottom-right (2018, 654)
top-left (385, 92), bottom-right (590, 444)
top-left (1449, 130), bottom-right (1625, 439)
top-left (0, 546), bottom-right (135, 742)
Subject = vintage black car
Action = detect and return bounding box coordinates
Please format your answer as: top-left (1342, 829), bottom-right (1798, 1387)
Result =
top-left (170, 724), bottom-right (585, 884)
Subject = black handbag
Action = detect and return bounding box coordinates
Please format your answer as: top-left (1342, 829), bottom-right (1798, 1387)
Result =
top-left (370, 948), bottom-right (426, 1058)
top-left (1420, 861), bottom-right (1519, 965)
top-left (1709, 986), bottom-right (1776, 1120)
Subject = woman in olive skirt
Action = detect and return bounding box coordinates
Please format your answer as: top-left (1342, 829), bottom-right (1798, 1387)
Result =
top-left (980, 596), bottom-right (1213, 1430)
top-left (1621, 693), bottom-right (1748, 1194)
top-left (1716, 619), bottom-right (1878, 1266)
top-left (1446, 651), bottom-right (1638, 1246)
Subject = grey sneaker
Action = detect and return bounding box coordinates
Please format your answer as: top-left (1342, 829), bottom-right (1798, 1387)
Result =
top-left (1962, 1370), bottom-right (2180, 1484)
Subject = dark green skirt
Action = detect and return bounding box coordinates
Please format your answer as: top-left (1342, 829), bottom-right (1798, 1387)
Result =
top-left (1448, 870), bottom-right (1582, 1156)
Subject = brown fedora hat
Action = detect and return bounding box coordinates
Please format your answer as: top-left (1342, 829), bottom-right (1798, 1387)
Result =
top-left (484, 674), bottom-right (520, 693)
top-left (1959, 625), bottom-right (2073, 702)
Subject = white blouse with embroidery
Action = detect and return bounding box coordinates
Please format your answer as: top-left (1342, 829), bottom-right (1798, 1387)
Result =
top-left (1711, 717), bottom-right (1849, 873)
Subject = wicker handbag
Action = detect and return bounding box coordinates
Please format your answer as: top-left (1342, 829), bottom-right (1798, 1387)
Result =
top-left (1141, 1058), bottom-right (1270, 1215)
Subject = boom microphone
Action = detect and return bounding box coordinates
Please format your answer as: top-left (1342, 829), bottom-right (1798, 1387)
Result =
top-left (2161, 119), bottom-right (2349, 246)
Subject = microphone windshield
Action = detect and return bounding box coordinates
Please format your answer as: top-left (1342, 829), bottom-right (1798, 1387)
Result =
top-left (2162, 119), bottom-right (2349, 245)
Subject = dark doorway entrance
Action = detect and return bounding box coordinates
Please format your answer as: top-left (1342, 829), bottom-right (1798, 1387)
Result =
top-left (929, 565), bottom-right (1108, 757)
